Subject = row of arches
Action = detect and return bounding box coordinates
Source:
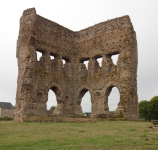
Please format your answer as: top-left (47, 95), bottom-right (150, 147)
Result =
top-left (36, 50), bottom-right (119, 68)
top-left (36, 51), bottom-right (67, 65)
top-left (46, 86), bottom-right (120, 114)
top-left (83, 54), bottom-right (119, 69)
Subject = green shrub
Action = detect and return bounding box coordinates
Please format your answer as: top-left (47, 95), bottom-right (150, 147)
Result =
top-left (0, 117), bottom-right (13, 121)
top-left (49, 106), bottom-right (56, 111)
top-left (110, 111), bottom-right (115, 115)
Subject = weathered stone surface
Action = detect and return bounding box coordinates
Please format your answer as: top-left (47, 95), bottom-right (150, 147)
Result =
top-left (14, 8), bottom-right (139, 122)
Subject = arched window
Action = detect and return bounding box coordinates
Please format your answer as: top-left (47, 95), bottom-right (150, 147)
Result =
top-left (108, 87), bottom-right (120, 115)
top-left (78, 89), bottom-right (91, 116)
top-left (106, 53), bottom-right (119, 65)
top-left (111, 54), bottom-right (119, 65)
top-left (80, 58), bottom-right (89, 69)
top-left (81, 91), bottom-right (91, 113)
top-left (36, 51), bottom-right (42, 61)
top-left (46, 87), bottom-right (57, 110)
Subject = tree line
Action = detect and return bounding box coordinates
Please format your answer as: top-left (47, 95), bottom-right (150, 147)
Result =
top-left (139, 96), bottom-right (158, 120)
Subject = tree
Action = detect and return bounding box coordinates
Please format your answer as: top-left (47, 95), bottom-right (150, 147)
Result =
top-left (149, 96), bottom-right (158, 120)
top-left (139, 100), bottom-right (150, 120)
top-left (139, 96), bottom-right (158, 120)
top-left (49, 106), bottom-right (56, 111)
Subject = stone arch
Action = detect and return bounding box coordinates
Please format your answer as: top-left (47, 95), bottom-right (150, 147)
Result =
top-left (44, 82), bottom-right (64, 115)
top-left (34, 44), bottom-right (59, 62)
top-left (45, 82), bottom-right (64, 100)
top-left (35, 48), bottom-right (49, 61)
top-left (76, 85), bottom-right (93, 115)
top-left (35, 90), bottom-right (45, 103)
top-left (104, 81), bottom-right (121, 115)
top-left (76, 84), bottom-right (93, 99)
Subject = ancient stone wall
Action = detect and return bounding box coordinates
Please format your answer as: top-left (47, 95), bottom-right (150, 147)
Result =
top-left (14, 8), bottom-right (138, 122)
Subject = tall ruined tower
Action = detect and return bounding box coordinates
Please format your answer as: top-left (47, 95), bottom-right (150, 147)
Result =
top-left (14, 8), bottom-right (138, 122)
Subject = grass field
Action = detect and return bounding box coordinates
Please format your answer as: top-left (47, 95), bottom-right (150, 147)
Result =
top-left (0, 120), bottom-right (158, 150)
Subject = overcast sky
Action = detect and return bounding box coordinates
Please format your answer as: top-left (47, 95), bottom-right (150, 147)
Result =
top-left (0, 0), bottom-right (157, 112)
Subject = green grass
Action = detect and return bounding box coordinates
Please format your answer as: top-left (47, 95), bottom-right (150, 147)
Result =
top-left (0, 121), bottom-right (158, 149)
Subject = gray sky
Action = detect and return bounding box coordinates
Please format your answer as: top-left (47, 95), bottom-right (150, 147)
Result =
top-left (0, 0), bottom-right (158, 112)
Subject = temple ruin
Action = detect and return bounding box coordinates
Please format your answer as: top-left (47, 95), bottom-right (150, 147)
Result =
top-left (14, 8), bottom-right (139, 122)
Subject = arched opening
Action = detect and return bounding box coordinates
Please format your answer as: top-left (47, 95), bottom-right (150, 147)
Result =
top-left (36, 49), bottom-right (46, 61)
top-left (62, 57), bottom-right (71, 68)
top-left (111, 54), bottom-right (119, 65)
top-left (95, 56), bottom-right (103, 67)
top-left (81, 91), bottom-right (91, 114)
top-left (97, 57), bottom-right (102, 67)
top-left (106, 52), bottom-right (119, 65)
top-left (46, 87), bottom-right (58, 111)
top-left (50, 55), bottom-right (54, 60)
top-left (83, 60), bottom-right (89, 69)
top-left (80, 58), bottom-right (89, 69)
top-left (78, 89), bottom-right (91, 116)
top-left (62, 59), bottom-right (66, 65)
top-left (105, 86), bottom-right (120, 115)
top-left (36, 51), bottom-right (42, 61)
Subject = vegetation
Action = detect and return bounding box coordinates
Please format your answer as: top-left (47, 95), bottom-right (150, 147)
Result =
top-left (110, 111), bottom-right (116, 115)
top-left (0, 121), bottom-right (158, 149)
top-left (0, 117), bottom-right (13, 121)
top-left (49, 106), bottom-right (56, 111)
top-left (149, 96), bottom-right (158, 120)
top-left (139, 96), bottom-right (158, 120)
top-left (139, 100), bottom-right (150, 120)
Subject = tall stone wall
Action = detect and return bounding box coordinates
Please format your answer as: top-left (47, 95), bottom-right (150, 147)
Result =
top-left (14, 8), bottom-right (138, 122)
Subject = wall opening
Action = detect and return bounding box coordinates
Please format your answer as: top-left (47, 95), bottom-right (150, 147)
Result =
top-left (46, 88), bottom-right (57, 111)
top-left (62, 59), bottom-right (66, 65)
top-left (108, 87), bottom-right (120, 115)
top-left (111, 54), bottom-right (119, 65)
top-left (50, 55), bottom-right (54, 60)
top-left (79, 89), bottom-right (91, 114)
top-left (50, 52), bottom-right (59, 60)
top-left (80, 58), bottom-right (89, 69)
top-left (106, 53), bottom-right (119, 65)
top-left (96, 57), bottom-right (103, 67)
top-left (83, 60), bottom-right (89, 69)
top-left (62, 57), bottom-right (71, 67)
top-left (36, 51), bottom-right (42, 61)
top-left (81, 91), bottom-right (91, 113)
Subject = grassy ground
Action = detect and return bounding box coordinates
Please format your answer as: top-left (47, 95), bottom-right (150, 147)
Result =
top-left (0, 121), bottom-right (158, 150)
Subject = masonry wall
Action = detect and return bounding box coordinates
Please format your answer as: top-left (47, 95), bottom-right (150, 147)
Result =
top-left (14, 8), bottom-right (138, 122)
top-left (0, 108), bottom-right (14, 118)
top-left (74, 16), bottom-right (138, 119)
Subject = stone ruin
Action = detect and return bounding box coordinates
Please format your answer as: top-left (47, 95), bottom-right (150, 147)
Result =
top-left (14, 8), bottom-right (139, 122)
